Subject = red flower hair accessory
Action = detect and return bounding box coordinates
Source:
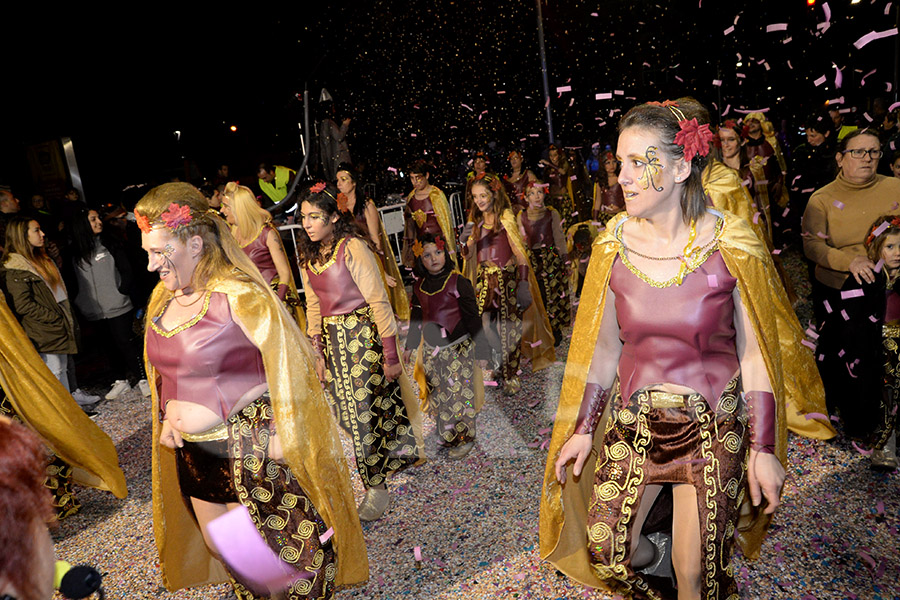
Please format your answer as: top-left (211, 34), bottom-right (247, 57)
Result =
top-left (135, 211), bottom-right (152, 234)
top-left (674, 118), bottom-right (716, 163)
top-left (160, 203), bottom-right (193, 230)
top-left (309, 182), bottom-right (326, 194)
top-left (435, 236), bottom-right (446, 251)
top-left (337, 192), bottom-right (351, 213)
top-left (866, 216), bottom-right (900, 246)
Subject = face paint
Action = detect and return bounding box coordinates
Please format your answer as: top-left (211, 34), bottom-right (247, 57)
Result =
top-left (636, 146), bottom-right (665, 192)
top-left (162, 244), bottom-right (175, 258)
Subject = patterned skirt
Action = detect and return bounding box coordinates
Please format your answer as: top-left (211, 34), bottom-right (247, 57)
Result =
top-left (876, 324), bottom-right (900, 449)
top-left (474, 263), bottom-right (523, 387)
top-left (175, 396), bottom-right (336, 600)
top-left (530, 246), bottom-right (571, 336)
top-left (423, 336), bottom-right (478, 446)
top-left (587, 378), bottom-right (748, 600)
top-left (549, 193), bottom-right (575, 227)
top-left (323, 306), bottom-right (420, 488)
top-left (0, 391), bottom-right (80, 520)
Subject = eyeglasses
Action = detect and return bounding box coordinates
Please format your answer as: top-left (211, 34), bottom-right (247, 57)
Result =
top-left (841, 148), bottom-right (884, 159)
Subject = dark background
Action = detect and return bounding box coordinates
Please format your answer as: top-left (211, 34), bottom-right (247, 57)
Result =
top-left (1, 0), bottom-right (897, 204)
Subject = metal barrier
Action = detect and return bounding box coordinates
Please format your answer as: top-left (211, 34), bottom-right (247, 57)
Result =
top-left (277, 224), bottom-right (307, 293)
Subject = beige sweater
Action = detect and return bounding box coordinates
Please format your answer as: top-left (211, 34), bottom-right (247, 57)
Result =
top-left (803, 173), bottom-right (900, 289)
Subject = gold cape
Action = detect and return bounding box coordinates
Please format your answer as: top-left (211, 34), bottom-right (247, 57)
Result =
top-left (375, 222), bottom-right (410, 321)
top-left (539, 210), bottom-right (835, 588)
top-left (144, 276), bottom-right (368, 591)
top-left (404, 186), bottom-right (458, 268)
top-left (704, 159), bottom-right (772, 250)
top-left (0, 291), bottom-right (127, 499)
top-left (462, 208), bottom-right (556, 371)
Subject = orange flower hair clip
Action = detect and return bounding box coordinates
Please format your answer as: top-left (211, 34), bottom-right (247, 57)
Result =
top-left (434, 236), bottom-right (446, 251)
top-left (135, 211), bottom-right (152, 234)
top-left (412, 240), bottom-right (424, 257)
top-left (134, 203), bottom-right (193, 234)
top-left (337, 192), bottom-right (351, 213)
top-left (309, 182), bottom-right (326, 194)
top-left (866, 216), bottom-right (900, 246)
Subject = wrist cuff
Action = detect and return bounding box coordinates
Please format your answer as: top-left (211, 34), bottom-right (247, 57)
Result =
top-left (311, 334), bottom-right (324, 358)
top-left (574, 383), bottom-right (608, 436)
top-left (517, 264), bottom-right (529, 281)
top-left (382, 335), bottom-right (400, 365)
top-left (746, 390), bottom-right (776, 454)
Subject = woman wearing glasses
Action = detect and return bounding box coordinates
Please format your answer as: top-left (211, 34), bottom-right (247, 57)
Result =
top-left (803, 128), bottom-right (900, 440)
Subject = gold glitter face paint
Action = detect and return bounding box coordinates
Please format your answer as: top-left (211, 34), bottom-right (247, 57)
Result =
top-left (636, 146), bottom-right (665, 192)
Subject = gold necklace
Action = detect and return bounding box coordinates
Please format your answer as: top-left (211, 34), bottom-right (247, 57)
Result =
top-left (623, 220), bottom-right (699, 261)
top-left (173, 289), bottom-right (204, 307)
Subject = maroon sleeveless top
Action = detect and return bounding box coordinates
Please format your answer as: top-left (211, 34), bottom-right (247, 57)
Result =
top-left (147, 292), bottom-right (266, 421)
top-left (521, 210), bottom-right (554, 249)
top-left (304, 238), bottom-right (367, 316)
top-left (476, 226), bottom-right (514, 266)
top-left (414, 272), bottom-right (462, 335)
top-left (599, 184), bottom-right (625, 212)
top-left (241, 225), bottom-right (278, 284)
top-left (610, 250), bottom-right (740, 409)
top-left (407, 194), bottom-right (442, 238)
top-left (886, 288), bottom-right (900, 323)
top-left (504, 174), bottom-right (529, 211)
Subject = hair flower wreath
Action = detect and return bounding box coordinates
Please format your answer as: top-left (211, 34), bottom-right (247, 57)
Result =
top-left (309, 182), bottom-right (327, 194)
top-left (135, 211), bottom-right (152, 234)
top-left (649, 100), bottom-right (716, 163)
top-left (412, 239), bottom-right (424, 258)
top-left (435, 236), bottom-right (446, 251)
top-left (866, 215), bottom-right (900, 246)
top-left (134, 202), bottom-right (193, 234)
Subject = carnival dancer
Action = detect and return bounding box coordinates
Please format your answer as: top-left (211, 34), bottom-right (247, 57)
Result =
top-left (298, 182), bottom-right (425, 522)
top-left (504, 149), bottom-right (537, 213)
top-left (541, 99), bottom-right (835, 599)
top-left (404, 233), bottom-right (489, 458)
top-left (517, 180), bottom-right (571, 345)
top-left (137, 183), bottom-right (367, 599)
top-left (539, 144), bottom-right (575, 224)
top-left (221, 181), bottom-right (306, 330)
top-left (460, 174), bottom-right (555, 394)
top-left (592, 149), bottom-right (626, 224)
top-left (402, 160), bottom-right (458, 269)
top-left (336, 163), bottom-right (409, 320)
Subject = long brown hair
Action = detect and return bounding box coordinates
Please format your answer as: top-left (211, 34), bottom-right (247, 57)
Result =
top-left (467, 173), bottom-right (512, 232)
top-left (296, 182), bottom-right (370, 268)
top-left (1, 216), bottom-right (61, 289)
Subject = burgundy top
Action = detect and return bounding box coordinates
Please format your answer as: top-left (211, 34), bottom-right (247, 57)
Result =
top-left (504, 175), bottom-right (530, 211)
top-left (886, 288), bottom-right (900, 323)
top-left (610, 251), bottom-right (740, 410)
top-left (409, 271), bottom-right (490, 359)
top-left (147, 292), bottom-right (266, 422)
top-left (476, 227), bottom-right (514, 266)
top-left (599, 184), bottom-right (625, 212)
top-left (521, 210), bottom-right (554, 249)
top-left (304, 238), bottom-right (367, 316)
top-left (241, 225), bottom-right (278, 284)
top-left (353, 210), bottom-right (370, 239)
top-left (406, 195), bottom-right (442, 238)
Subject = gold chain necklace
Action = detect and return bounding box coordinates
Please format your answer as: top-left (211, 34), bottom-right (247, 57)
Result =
top-left (173, 289), bottom-right (204, 307)
top-left (623, 220), bottom-right (699, 261)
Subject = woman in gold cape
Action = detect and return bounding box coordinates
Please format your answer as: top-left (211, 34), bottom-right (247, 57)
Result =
top-left (0, 290), bottom-right (127, 506)
top-left (139, 183), bottom-right (367, 596)
top-left (541, 99), bottom-right (835, 599)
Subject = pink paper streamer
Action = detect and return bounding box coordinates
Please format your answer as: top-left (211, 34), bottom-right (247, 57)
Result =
top-left (853, 28), bottom-right (899, 50)
top-left (840, 289), bottom-right (864, 299)
top-left (872, 221), bottom-right (891, 238)
top-left (414, 546), bottom-right (423, 561)
top-left (840, 309), bottom-right (850, 321)
top-left (484, 381), bottom-right (498, 387)
top-left (832, 200), bottom-right (844, 209)
top-left (824, 299), bottom-right (833, 314)
top-left (833, 63), bottom-right (842, 88)
top-left (319, 527), bottom-right (334, 544)
top-left (529, 340), bottom-right (543, 348)
top-left (801, 340), bottom-right (816, 351)
top-left (766, 23), bottom-right (788, 32)
top-left (804, 412), bottom-right (829, 421)
top-left (595, 92), bottom-right (612, 100)
top-left (874, 258), bottom-right (885, 273)
top-left (724, 25), bottom-right (735, 35)
top-left (556, 85), bottom-right (572, 93)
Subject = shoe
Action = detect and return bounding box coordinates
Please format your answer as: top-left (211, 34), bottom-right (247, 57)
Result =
top-left (870, 448), bottom-right (899, 470)
top-left (105, 379), bottom-right (131, 400)
top-left (638, 531), bottom-right (674, 582)
top-left (81, 404), bottom-right (99, 419)
top-left (137, 379), bottom-right (151, 398)
top-left (449, 441), bottom-right (475, 459)
top-left (357, 487), bottom-right (390, 521)
top-left (72, 388), bottom-right (101, 406)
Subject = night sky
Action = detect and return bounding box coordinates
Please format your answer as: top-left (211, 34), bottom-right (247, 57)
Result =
top-left (2, 1), bottom-right (897, 204)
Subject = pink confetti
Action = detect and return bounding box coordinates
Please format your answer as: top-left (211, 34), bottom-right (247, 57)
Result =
top-left (753, 212), bottom-right (761, 224)
top-left (529, 340), bottom-right (543, 348)
top-left (833, 63), bottom-right (843, 88)
top-left (319, 527), bottom-right (334, 544)
top-left (801, 339), bottom-right (816, 351)
top-left (413, 546), bottom-right (422, 562)
top-left (872, 221), bottom-right (891, 238)
top-left (841, 289), bottom-right (864, 299)
top-left (766, 23), bottom-right (788, 32)
top-left (887, 3), bottom-right (894, 16)
top-left (832, 200), bottom-right (844, 210)
top-left (712, 79), bottom-right (722, 87)
top-left (595, 92), bottom-right (612, 100)
top-left (869, 315), bottom-right (879, 323)
top-left (876, 500), bottom-right (885, 515)
top-left (838, 348), bottom-right (845, 357)
top-left (805, 327), bottom-right (819, 340)
top-left (858, 550), bottom-right (876, 569)
top-left (816, 231), bottom-right (829, 239)
top-left (824, 299), bottom-right (833, 314)
top-left (707, 274), bottom-right (718, 288)
top-left (724, 25), bottom-right (735, 35)
top-left (528, 399), bottom-right (542, 408)
top-left (804, 412), bottom-right (829, 421)
top-left (875, 258), bottom-right (885, 273)
top-left (538, 427), bottom-right (552, 435)
top-left (484, 381), bottom-right (498, 387)
top-left (460, 103), bottom-right (473, 111)
top-left (556, 85), bottom-right (572, 93)
top-left (841, 309), bottom-right (850, 321)
top-left (823, 2), bottom-right (832, 24)
top-left (861, 68), bottom-right (878, 86)
top-left (853, 28), bottom-right (899, 50)
top-left (814, 75), bottom-right (827, 87)
top-left (431, 346), bottom-right (440, 357)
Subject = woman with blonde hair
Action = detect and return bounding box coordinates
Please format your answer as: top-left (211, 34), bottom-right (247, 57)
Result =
top-left (221, 181), bottom-right (305, 328)
top-left (136, 182), bottom-right (366, 598)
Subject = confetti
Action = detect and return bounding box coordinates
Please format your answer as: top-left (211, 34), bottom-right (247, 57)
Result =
top-left (707, 274), bottom-right (718, 288)
top-left (413, 546), bottom-right (422, 561)
top-left (832, 200), bottom-right (844, 210)
top-left (766, 23), bottom-right (788, 32)
top-left (556, 85), bottom-right (572, 93)
top-left (595, 92), bottom-right (612, 100)
top-left (319, 527), bottom-right (334, 544)
top-left (853, 28), bottom-right (899, 50)
top-left (804, 412), bottom-right (829, 421)
top-left (840, 289), bottom-right (864, 299)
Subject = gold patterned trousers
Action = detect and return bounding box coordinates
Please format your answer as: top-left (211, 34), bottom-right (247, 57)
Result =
top-left (323, 306), bottom-right (420, 488)
top-left (876, 324), bottom-right (900, 450)
top-left (587, 378), bottom-right (748, 600)
top-left (0, 391), bottom-right (80, 520)
top-left (177, 397), bottom-right (337, 600)
top-left (474, 263), bottom-right (523, 387)
top-left (529, 246), bottom-right (571, 337)
top-left (423, 337), bottom-right (478, 446)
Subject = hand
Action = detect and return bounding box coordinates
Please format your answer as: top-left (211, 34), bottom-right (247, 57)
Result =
top-left (384, 361), bottom-right (402, 381)
top-left (460, 222), bottom-right (475, 246)
top-left (315, 356), bottom-right (326, 384)
top-left (159, 420), bottom-right (183, 449)
top-left (385, 275), bottom-right (398, 288)
top-left (747, 449), bottom-right (785, 515)
top-left (554, 433), bottom-right (593, 484)
top-left (849, 255), bottom-right (877, 285)
top-left (268, 433), bottom-right (284, 462)
top-left (516, 280), bottom-right (533, 310)
top-left (402, 349), bottom-right (413, 364)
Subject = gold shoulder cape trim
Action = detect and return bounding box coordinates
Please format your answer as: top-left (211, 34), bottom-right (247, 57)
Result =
top-left (0, 293), bottom-right (127, 499)
top-left (145, 276), bottom-right (368, 591)
top-left (539, 210), bottom-right (834, 588)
